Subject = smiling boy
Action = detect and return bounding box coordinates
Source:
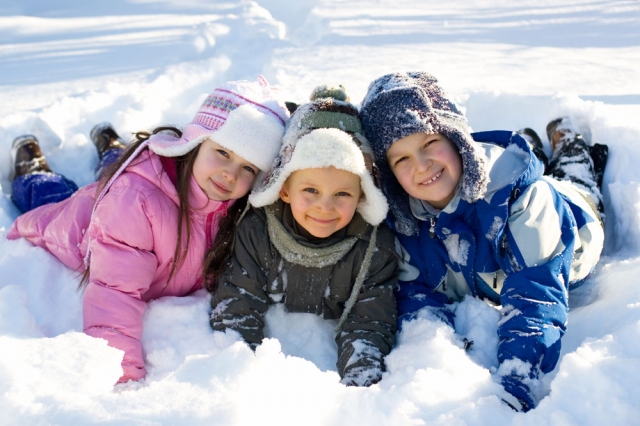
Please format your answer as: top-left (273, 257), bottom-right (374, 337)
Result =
top-left (209, 87), bottom-right (399, 387)
top-left (360, 72), bottom-right (605, 411)
top-left (279, 167), bottom-right (361, 238)
top-left (386, 132), bottom-right (463, 209)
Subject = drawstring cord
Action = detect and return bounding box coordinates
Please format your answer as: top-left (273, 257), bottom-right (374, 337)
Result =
top-left (83, 140), bottom-right (151, 268)
top-left (335, 226), bottom-right (378, 333)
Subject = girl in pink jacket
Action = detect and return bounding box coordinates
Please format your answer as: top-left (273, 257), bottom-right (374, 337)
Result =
top-left (7, 77), bottom-right (289, 383)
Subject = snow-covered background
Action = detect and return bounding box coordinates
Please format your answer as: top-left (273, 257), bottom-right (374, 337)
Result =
top-left (1, 0), bottom-right (640, 424)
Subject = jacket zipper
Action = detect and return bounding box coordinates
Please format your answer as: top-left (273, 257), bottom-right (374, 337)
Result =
top-left (429, 217), bottom-right (437, 238)
top-left (206, 211), bottom-right (216, 249)
top-left (500, 233), bottom-right (507, 257)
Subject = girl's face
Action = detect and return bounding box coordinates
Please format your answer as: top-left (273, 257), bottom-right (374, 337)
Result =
top-left (279, 167), bottom-right (362, 239)
top-left (386, 132), bottom-right (462, 209)
top-left (193, 138), bottom-right (259, 201)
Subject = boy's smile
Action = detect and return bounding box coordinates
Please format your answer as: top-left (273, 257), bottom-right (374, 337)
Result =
top-left (387, 132), bottom-right (462, 209)
top-left (279, 167), bottom-right (362, 239)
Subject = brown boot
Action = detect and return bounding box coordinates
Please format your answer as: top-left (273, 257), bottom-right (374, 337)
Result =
top-left (10, 135), bottom-right (52, 181)
top-left (90, 123), bottom-right (127, 159)
top-left (546, 117), bottom-right (578, 153)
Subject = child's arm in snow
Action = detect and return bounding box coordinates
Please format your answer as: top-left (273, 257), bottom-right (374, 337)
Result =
top-left (83, 185), bottom-right (158, 383)
top-left (336, 227), bottom-right (398, 387)
top-left (209, 210), bottom-right (271, 348)
top-left (495, 180), bottom-right (577, 410)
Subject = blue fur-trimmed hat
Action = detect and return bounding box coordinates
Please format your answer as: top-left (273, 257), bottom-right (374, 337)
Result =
top-left (360, 71), bottom-right (488, 236)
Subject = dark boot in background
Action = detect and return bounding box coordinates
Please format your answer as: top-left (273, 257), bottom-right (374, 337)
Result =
top-left (517, 127), bottom-right (549, 168)
top-left (589, 143), bottom-right (608, 190)
top-left (90, 122), bottom-right (127, 159)
top-left (546, 116), bottom-right (606, 219)
top-left (10, 135), bottom-right (52, 181)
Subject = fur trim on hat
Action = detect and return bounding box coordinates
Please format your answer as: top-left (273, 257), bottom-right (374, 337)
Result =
top-left (147, 76), bottom-right (288, 172)
top-left (360, 71), bottom-right (488, 236)
top-left (250, 128), bottom-right (389, 225)
top-left (208, 104), bottom-right (285, 171)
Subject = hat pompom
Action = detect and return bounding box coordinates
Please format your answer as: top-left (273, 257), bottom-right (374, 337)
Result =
top-left (249, 84), bottom-right (389, 225)
top-left (310, 85), bottom-right (349, 102)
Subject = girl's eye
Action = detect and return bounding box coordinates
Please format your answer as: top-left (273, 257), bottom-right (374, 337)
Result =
top-left (217, 149), bottom-right (229, 158)
top-left (243, 165), bottom-right (257, 174)
top-left (303, 187), bottom-right (318, 194)
top-left (336, 191), bottom-right (352, 197)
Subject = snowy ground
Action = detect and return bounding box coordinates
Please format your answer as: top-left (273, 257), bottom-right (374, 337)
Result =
top-left (1, 1), bottom-right (640, 424)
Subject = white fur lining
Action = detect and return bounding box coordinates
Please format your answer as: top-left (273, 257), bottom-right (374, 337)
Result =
top-left (249, 128), bottom-right (388, 225)
top-left (148, 104), bottom-right (284, 171)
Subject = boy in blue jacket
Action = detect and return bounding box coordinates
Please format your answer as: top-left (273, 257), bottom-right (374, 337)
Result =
top-left (359, 72), bottom-right (606, 411)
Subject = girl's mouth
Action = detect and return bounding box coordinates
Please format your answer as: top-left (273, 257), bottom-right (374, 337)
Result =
top-left (212, 179), bottom-right (231, 193)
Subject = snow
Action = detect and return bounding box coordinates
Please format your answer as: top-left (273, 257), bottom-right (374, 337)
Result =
top-left (1, 0), bottom-right (640, 424)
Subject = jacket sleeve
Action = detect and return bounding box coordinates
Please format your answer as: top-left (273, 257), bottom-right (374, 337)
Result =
top-left (82, 184), bottom-right (159, 383)
top-left (210, 211), bottom-right (271, 347)
top-left (336, 228), bottom-right (399, 386)
top-left (7, 183), bottom-right (97, 270)
top-left (497, 180), bottom-right (573, 377)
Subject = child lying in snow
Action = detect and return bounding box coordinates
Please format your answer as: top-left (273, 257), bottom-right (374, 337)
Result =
top-left (208, 86), bottom-right (399, 387)
top-left (8, 77), bottom-right (289, 383)
top-left (359, 71), bottom-right (607, 411)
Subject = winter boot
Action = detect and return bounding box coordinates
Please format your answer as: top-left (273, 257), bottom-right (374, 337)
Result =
top-left (589, 143), bottom-right (608, 190)
top-left (546, 116), bottom-right (605, 218)
top-left (90, 122), bottom-right (127, 159)
top-left (546, 117), bottom-right (582, 152)
top-left (517, 127), bottom-right (549, 168)
top-left (547, 116), bottom-right (609, 191)
top-left (10, 135), bottom-right (52, 181)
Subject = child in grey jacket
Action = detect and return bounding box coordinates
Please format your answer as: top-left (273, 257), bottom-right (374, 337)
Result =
top-left (209, 87), bottom-right (399, 387)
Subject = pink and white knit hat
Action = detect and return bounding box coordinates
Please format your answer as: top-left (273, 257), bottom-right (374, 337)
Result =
top-left (83, 76), bottom-right (288, 268)
top-left (147, 75), bottom-right (289, 171)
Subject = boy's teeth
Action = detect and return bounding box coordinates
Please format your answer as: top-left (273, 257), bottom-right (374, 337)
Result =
top-left (425, 171), bottom-right (442, 184)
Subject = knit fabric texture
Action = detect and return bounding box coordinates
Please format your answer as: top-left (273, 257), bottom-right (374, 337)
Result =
top-left (249, 86), bottom-right (389, 225)
top-left (147, 75), bottom-right (288, 171)
top-left (360, 71), bottom-right (488, 236)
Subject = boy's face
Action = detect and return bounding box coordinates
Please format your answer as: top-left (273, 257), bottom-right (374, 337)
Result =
top-left (280, 167), bottom-right (362, 239)
top-left (386, 132), bottom-right (462, 209)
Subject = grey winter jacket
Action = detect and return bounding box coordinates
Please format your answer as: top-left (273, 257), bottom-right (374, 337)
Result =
top-left (210, 199), bottom-right (398, 386)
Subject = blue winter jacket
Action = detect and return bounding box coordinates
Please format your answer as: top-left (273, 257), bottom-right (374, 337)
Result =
top-left (395, 130), bottom-right (603, 376)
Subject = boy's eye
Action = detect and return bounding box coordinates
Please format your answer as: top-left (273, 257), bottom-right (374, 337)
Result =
top-left (423, 138), bottom-right (439, 149)
top-left (303, 187), bottom-right (318, 194)
top-left (336, 191), bottom-right (352, 197)
top-left (393, 156), bottom-right (408, 167)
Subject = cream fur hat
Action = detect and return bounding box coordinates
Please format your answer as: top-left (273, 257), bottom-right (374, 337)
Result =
top-left (250, 86), bottom-right (389, 225)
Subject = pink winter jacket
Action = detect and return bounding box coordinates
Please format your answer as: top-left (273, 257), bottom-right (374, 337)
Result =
top-left (8, 149), bottom-right (231, 382)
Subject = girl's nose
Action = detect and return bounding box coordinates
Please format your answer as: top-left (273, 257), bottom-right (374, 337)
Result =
top-left (222, 165), bottom-right (238, 183)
